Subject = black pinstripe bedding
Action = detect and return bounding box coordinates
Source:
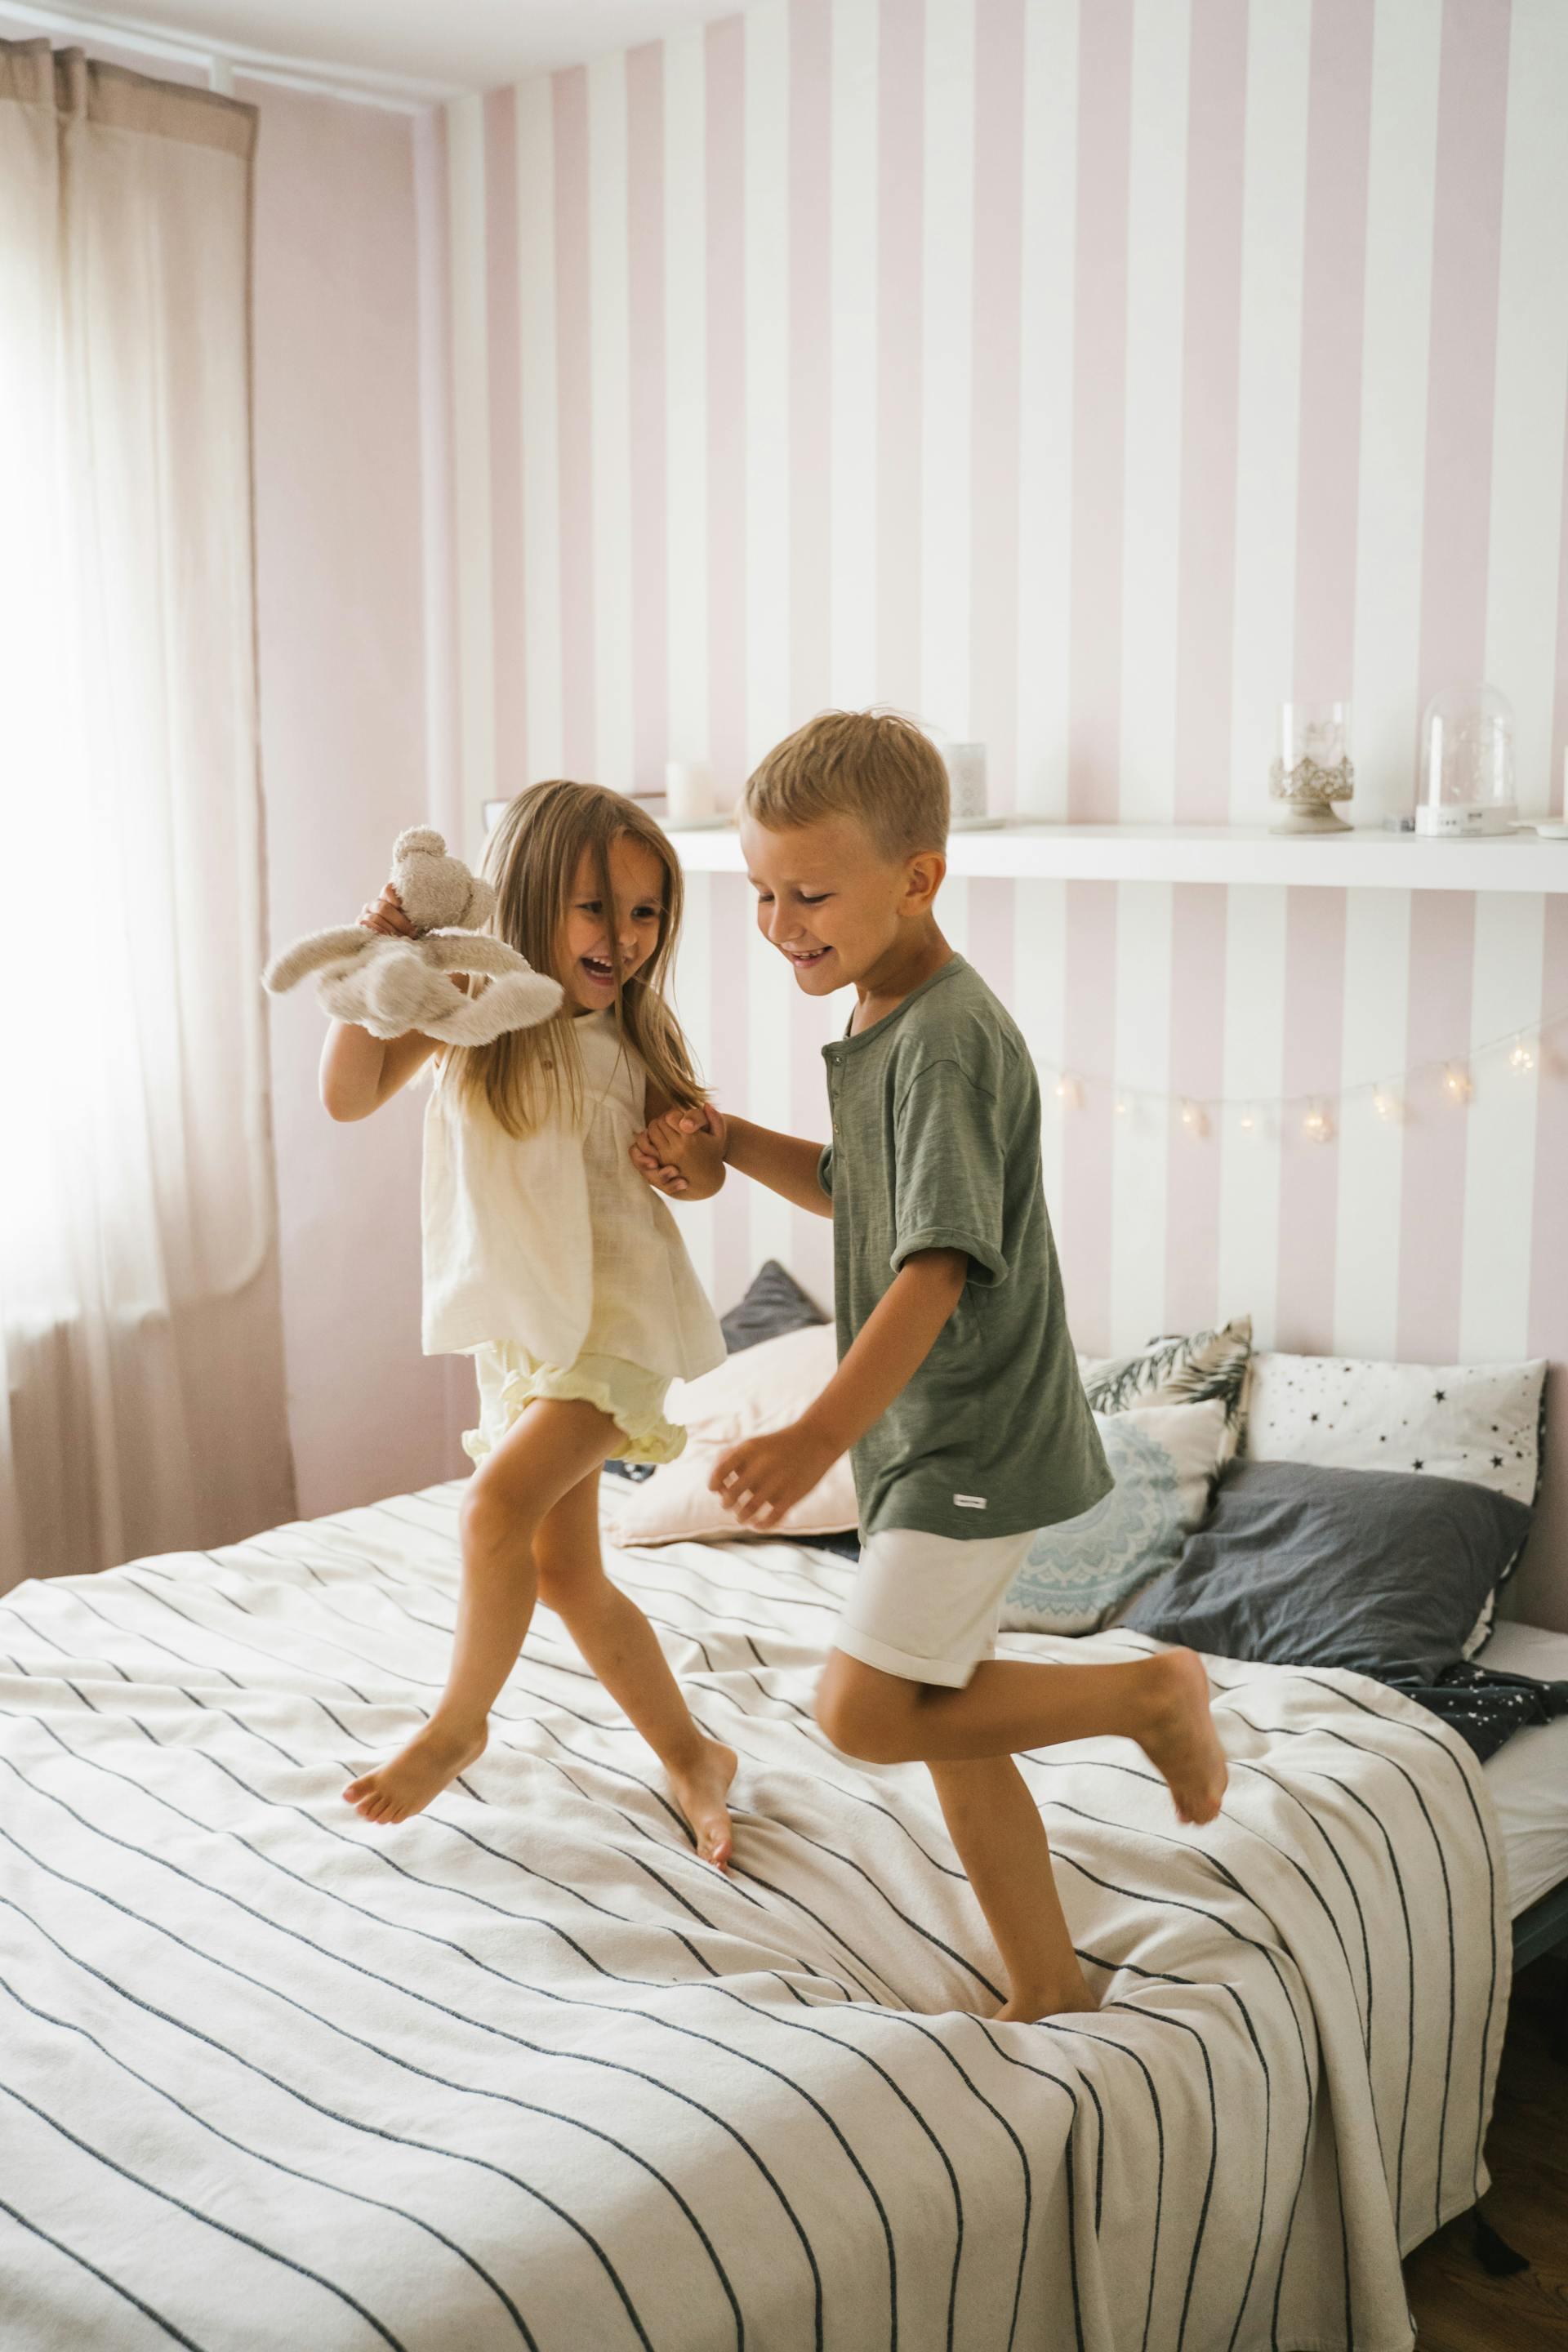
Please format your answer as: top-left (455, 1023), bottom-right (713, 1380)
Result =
top-left (0, 1481), bottom-right (1508, 2350)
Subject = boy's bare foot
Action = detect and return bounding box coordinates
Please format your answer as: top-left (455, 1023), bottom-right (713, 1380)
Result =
top-left (667, 1736), bottom-right (738, 1869)
top-left (996, 1972), bottom-right (1102, 2024)
top-left (1134, 1648), bottom-right (1228, 1824)
top-left (344, 1722), bottom-right (487, 1824)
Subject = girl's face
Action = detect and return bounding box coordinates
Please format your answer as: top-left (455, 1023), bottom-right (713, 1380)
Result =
top-left (559, 835), bottom-right (667, 1013)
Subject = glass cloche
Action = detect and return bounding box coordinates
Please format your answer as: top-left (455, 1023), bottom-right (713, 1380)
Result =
top-left (1417, 683), bottom-right (1517, 836)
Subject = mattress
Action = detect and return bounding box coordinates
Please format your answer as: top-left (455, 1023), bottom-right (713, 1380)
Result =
top-left (1477, 1619), bottom-right (1568, 1917)
top-left (0, 1484), bottom-right (1512, 2351)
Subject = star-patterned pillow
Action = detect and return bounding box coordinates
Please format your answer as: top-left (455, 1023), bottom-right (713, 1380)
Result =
top-left (1243, 1354), bottom-right (1547, 1510)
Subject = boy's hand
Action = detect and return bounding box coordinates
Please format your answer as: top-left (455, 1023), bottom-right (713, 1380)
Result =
top-left (709, 1419), bottom-right (840, 1528)
top-left (631, 1103), bottom-right (728, 1197)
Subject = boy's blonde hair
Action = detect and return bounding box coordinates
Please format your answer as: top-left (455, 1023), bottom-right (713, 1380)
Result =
top-left (742, 709), bottom-right (949, 859)
top-left (449, 779), bottom-right (705, 1139)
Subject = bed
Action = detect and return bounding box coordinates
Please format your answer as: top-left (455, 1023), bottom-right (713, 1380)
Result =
top-left (0, 1479), bottom-right (1540, 2351)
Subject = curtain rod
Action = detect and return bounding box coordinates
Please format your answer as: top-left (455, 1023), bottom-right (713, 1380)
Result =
top-left (0, 1), bottom-right (466, 111)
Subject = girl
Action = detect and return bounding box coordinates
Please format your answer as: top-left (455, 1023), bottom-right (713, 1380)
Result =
top-left (320, 782), bottom-right (736, 1861)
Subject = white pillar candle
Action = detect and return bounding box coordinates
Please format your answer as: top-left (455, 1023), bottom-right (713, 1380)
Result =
top-left (942, 742), bottom-right (988, 823)
top-left (665, 759), bottom-right (716, 822)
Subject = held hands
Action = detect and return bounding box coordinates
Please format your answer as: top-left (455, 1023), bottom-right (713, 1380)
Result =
top-left (708, 1419), bottom-right (841, 1530)
top-left (630, 1102), bottom-right (728, 1199)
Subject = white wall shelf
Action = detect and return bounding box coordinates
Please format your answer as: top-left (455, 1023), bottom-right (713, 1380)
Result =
top-left (666, 821), bottom-right (1568, 894)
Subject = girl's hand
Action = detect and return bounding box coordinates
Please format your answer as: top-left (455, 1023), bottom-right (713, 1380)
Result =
top-left (709, 1421), bottom-right (840, 1528)
top-left (359, 884), bottom-right (416, 938)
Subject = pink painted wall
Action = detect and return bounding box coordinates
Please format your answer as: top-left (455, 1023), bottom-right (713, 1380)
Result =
top-left (247, 79), bottom-right (470, 1516)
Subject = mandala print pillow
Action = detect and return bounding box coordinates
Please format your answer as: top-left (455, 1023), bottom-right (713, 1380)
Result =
top-left (1003, 1397), bottom-right (1229, 1635)
top-left (1080, 1317), bottom-right (1254, 1464)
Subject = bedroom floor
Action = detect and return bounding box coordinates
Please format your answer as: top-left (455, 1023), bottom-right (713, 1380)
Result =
top-left (1405, 1954), bottom-right (1568, 2348)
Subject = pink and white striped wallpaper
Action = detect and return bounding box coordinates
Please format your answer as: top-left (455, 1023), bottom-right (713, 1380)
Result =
top-left (430, 0), bottom-right (1568, 1623)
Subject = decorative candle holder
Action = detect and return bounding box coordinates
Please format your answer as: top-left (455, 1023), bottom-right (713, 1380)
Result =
top-left (1416, 684), bottom-right (1516, 837)
top-left (1269, 702), bottom-right (1354, 835)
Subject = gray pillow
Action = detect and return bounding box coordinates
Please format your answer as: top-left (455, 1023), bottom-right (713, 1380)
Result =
top-left (1124, 1459), bottom-right (1532, 1681)
top-left (720, 1261), bottom-right (828, 1355)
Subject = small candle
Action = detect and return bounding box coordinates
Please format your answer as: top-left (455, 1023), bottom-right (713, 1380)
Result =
top-left (665, 760), bottom-right (716, 823)
top-left (942, 742), bottom-right (988, 824)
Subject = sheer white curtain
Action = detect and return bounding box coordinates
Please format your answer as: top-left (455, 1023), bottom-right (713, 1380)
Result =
top-left (0, 41), bottom-right (294, 1587)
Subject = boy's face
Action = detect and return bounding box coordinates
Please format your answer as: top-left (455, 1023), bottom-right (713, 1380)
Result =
top-left (740, 812), bottom-right (942, 996)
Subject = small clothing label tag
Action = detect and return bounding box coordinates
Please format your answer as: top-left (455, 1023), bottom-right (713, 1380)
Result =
top-left (953, 1494), bottom-right (987, 1510)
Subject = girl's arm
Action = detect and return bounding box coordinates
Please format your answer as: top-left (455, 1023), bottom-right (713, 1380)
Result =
top-left (318, 884), bottom-right (441, 1121)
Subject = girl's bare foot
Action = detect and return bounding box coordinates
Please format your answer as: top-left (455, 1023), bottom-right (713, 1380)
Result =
top-left (996, 1971), bottom-right (1102, 2024)
top-left (1134, 1648), bottom-right (1228, 1824)
top-left (344, 1721), bottom-right (487, 1824)
top-left (667, 1736), bottom-right (738, 1869)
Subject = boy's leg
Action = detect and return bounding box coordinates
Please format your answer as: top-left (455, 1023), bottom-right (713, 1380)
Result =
top-left (534, 1471), bottom-right (737, 1868)
top-left (929, 1755), bottom-right (1098, 2020)
top-left (345, 1397), bottom-right (617, 1824)
top-left (816, 1646), bottom-right (1227, 1824)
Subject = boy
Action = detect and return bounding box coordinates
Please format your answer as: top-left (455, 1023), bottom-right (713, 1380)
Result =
top-left (635, 710), bottom-right (1227, 2019)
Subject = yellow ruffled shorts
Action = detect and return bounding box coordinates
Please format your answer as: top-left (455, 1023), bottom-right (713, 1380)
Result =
top-left (463, 1343), bottom-right (688, 1469)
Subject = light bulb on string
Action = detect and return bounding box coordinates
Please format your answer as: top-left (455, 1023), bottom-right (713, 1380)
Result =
top-left (1237, 1108), bottom-right (1256, 1135)
top-left (1178, 1099), bottom-right (1206, 1139)
top-left (1113, 1094), bottom-right (1131, 1119)
top-left (1443, 1063), bottom-right (1473, 1106)
top-left (1508, 1036), bottom-right (1536, 1073)
top-left (1373, 1086), bottom-right (1402, 1125)
top-left (1302, 1101), bottom-right (1334, 1145)
top-left (1054, 1074), bottom-right (1082, 1111)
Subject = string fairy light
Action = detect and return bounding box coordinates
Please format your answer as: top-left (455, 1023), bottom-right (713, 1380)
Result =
top-left (1037, 1010), bottom-right (1563, 1141)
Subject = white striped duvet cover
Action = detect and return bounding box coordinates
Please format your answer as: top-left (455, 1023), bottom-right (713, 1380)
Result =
top-left (0, 1482), bottom-right (1508, 2352)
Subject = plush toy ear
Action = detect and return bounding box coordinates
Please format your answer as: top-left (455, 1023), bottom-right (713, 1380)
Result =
top-left (262, 927), bottom-right (374, 996)
top-left (391, 826), bottom-right (446, 863)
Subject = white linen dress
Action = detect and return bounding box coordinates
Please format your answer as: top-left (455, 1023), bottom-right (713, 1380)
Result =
top-left (421, 1011), bottom-right (724, 1463)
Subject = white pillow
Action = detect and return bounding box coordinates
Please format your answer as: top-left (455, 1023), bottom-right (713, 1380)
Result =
top-left (604, 1324), bottom-right (858, 1547)
top-left (1244, 1353), bottom-right (1547, 1508)
top-left (1002, 1397), bottom-right (1228, 1635)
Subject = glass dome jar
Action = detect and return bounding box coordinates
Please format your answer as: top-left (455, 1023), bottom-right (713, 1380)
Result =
top-left (1417, 683), bottom-right (1517, 836)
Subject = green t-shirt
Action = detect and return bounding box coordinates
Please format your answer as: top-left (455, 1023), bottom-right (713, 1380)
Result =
top-left (818, 956), bottom-right (1111, 1543)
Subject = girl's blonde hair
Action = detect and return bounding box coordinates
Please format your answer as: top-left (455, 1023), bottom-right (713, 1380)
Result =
top-left (450, 780), bottom-right (704, 1138)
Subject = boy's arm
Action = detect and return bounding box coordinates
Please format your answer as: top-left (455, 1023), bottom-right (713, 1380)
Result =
top-left (724, 1114), bottom-right (834, 1218)
top-left (710, 1248), bottom-right (968, 1526)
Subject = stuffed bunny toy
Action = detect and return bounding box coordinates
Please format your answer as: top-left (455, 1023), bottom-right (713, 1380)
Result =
top-left (263, 827), bottom-right (563, 1045)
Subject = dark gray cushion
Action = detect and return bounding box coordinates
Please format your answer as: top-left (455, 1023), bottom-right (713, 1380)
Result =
top-left (1124, 1459), bottom-right (1532, 1681)
top-left (720, 1261), bottom-right (828, 1356)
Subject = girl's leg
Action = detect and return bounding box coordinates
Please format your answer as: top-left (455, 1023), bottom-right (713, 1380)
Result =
top-left (927, 1756), bottom-right (1098, 2020)
top-left (345, 1398), bottom-right (617, 1824)
top-left (815, 1646), bottom-right (1227, 1824)
top-left (534, 1469), bottom-right (737, 1867)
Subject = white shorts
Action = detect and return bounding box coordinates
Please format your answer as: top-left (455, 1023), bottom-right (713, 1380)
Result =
top-left (834, 1526), bottom-right (1036, 1690)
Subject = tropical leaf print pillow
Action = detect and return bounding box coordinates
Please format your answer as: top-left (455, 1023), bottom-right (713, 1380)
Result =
top-left (1080, 1316), bottom-right (1253, 1463)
